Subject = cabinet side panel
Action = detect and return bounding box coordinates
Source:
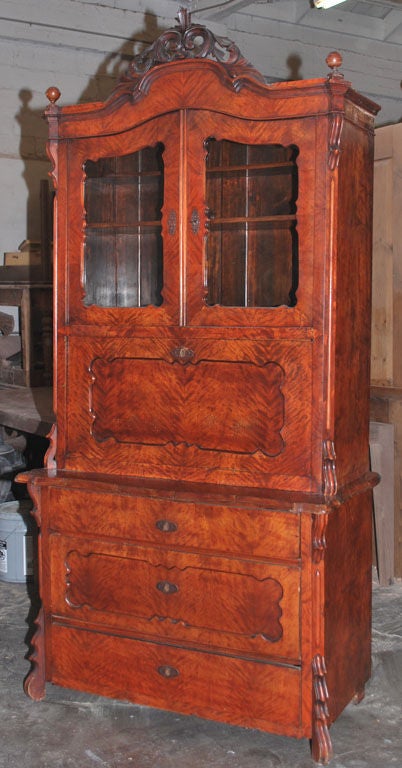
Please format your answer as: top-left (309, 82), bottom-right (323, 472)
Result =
top-left (324, 491), bottom-right (372, 722)
top-left (334, 118), bottom-right (374, 486)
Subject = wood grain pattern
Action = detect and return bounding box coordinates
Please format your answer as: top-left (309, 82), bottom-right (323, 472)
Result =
top-left (64, 335), bottom-right (315, 490)
top-left (46, 486), bottom-right (301, 560)
top-left (50, 623), bottom-right (303, 736)
top-left (19, 15), bottom-right (379, 764)
top-left (62, 546), bottom-right (290, 650)
top-left (89, 355), bottom-right (285, 455)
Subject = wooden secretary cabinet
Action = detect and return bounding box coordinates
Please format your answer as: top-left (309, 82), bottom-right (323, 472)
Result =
top-left (19, 11), bottom-right (380, 764)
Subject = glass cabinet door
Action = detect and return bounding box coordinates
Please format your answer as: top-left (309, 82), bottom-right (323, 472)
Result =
top-left (66, 111), bottom-right (181, 326)
top-left (185, 111), bottom-right (315, 328)
top-left (83, 145), bottom-right (164, 308)
top-left (205, 139), bottom-right (298, 308)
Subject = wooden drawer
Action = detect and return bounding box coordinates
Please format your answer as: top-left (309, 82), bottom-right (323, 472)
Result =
top-left (48, 536), bottom-right (301, 662)
top-left (49, 623), bottom-right (304, 737)
top-left (46, 486), bottom-right (300, 561)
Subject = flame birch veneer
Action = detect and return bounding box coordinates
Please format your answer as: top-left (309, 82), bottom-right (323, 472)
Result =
top-left (18, 11), bottom-right (380, 764)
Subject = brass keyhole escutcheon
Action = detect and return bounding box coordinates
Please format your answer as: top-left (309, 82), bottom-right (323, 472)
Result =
top-left (156, 519), bottom-right (178, 533)
top-left (171, 346), bottom-right (194, 363)
top-left (158, 665), bottom-right (179, 679)
top-left (156, 581), bottom-right (179, 595)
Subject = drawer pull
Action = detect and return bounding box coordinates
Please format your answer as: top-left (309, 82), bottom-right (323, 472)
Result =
top-left (156, 519), bottom-right (178, 533)
top-left (158, 665), bottom-right (179, 679)
top-left (157, 581), bottom-right (179, 595)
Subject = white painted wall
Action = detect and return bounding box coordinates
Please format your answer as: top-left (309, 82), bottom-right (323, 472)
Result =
top-left (0, 0), bottom-right (400, 257)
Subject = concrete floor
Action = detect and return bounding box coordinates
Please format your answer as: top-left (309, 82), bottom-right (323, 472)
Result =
top-left (1, 576), bottom-right (401, 768)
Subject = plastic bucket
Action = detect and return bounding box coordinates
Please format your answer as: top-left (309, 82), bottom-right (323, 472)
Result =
top-left (0, 500), bottom-right (34, 582)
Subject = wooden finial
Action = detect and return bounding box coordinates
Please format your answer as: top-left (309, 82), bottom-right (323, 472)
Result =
top-left (326, 51), bottom-right (343, 79)
top-left (46, 86), bottom-right (61, 105)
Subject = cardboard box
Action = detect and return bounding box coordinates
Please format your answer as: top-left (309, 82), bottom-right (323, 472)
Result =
top-left (4, 251), bottom-right (42, 267)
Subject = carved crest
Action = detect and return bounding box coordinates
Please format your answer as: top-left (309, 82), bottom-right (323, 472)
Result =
top-left (122, 7), bottom-right (265, 86)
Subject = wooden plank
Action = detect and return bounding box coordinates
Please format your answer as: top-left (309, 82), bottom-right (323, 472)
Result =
top-left (370, 123), bottom-right (402, 578)
top-left (371, 124), bottom-right (402, 388)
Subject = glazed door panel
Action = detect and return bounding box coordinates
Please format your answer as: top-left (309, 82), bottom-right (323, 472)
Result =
top-left (64, 111), bottom-right (182, 326)
top-left (185, 111), bottom-right (319, 328)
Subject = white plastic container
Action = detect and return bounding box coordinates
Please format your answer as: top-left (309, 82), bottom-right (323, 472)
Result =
top-left (0, 500), bottom-right (34, 582)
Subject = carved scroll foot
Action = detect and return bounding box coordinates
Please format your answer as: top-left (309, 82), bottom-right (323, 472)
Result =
top-left (311, 717), bottom-right (333, 765)
top-left (311, 654), bottom-right (333, 764)
top-left (24, 606), bottom-right (46, 701)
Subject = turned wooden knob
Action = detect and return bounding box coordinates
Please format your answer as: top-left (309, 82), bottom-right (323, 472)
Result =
top-left (46, 86), bottom-right (61, 104)
top-left (326, 51), bottom-right (342, 72)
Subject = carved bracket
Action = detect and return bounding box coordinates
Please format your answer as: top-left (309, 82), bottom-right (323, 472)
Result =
top-left (323, 439), bottom-right (337, 498)
top-left (312, 512), bottom-right (328, 564)
top-left (328, 113), bottom-right (344, 171)
top-left (44, 423), bottom-right (57, 470)
top-left (312, 654), bottom-right (333, 764)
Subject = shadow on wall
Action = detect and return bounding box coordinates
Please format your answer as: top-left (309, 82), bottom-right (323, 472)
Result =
top-left (15, 87), bottom-right (49, 255)
top-left (13, 11), bottom-right (309, 258)
top-left (77, 12), bottom-right (165, 104)
top-left (13, 11), bottom-right (167, 263)
top-left (9, 11), bottom-right (167, 426)
top-left (286, 54), bottom-right (303, 81)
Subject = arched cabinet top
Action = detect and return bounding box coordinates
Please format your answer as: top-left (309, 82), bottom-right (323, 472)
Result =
top-left (44, 11), bottom-right (379, 140)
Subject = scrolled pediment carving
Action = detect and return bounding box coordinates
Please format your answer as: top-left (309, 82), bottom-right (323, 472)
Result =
top-left (122, 8), bottom-right (265, 86)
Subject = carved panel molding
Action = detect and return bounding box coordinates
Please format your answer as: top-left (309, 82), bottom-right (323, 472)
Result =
top-left (89, 355), bottom-right (285, 457)
top-left (65, 549), bottom-right (284, 644)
